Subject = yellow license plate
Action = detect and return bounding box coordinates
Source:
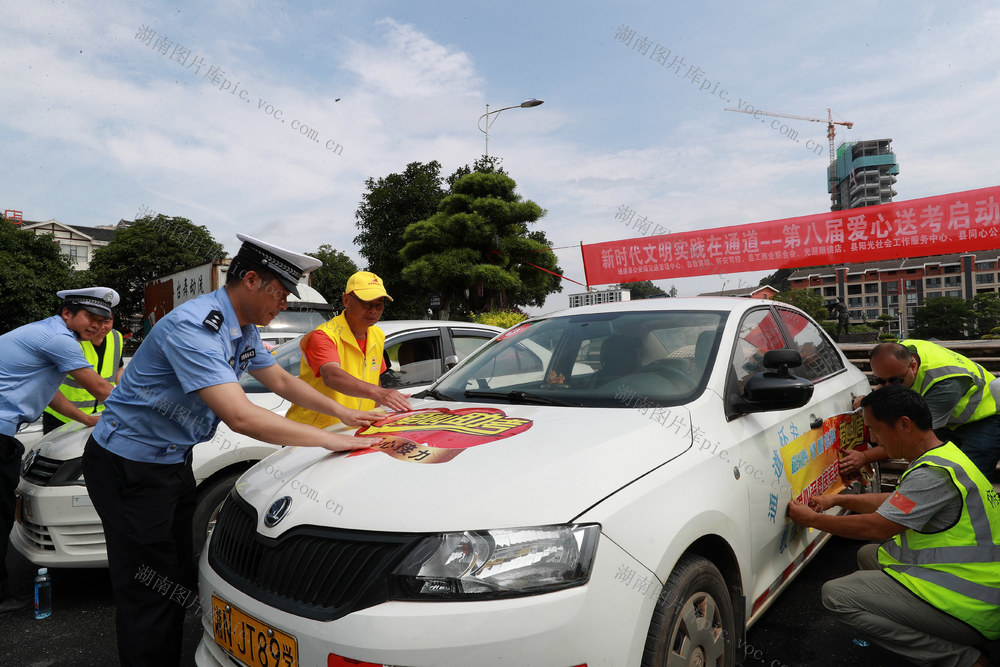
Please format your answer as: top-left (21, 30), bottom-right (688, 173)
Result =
top-left (212, 595), bottom-right (298, 667)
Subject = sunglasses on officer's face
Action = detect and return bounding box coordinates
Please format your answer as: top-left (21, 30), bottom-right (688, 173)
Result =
top-left (870, 375), bottom-right (906, 386)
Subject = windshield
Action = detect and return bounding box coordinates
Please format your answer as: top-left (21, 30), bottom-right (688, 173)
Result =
top-left (239, 336), bottom-right (304, 393)
top-left (256, 309), bottom-right (331, 334)
top-left (434, 310), bottom-right (726, 407)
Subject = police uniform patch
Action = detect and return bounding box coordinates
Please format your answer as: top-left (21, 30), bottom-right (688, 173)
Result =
top-left (203, 310), bottom-right (224, 332)
top-left (238, 348), bottom-right (256, 370)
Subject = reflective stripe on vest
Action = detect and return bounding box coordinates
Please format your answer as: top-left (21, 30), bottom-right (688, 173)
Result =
top-left (43, 330), bottom-right (124, 423)
top-left (284, 313), bottom-right (383, 429)
top-left (877, 442), bottom-right (1000, 639)
top-left (901, 339), bottom-right (999, 426)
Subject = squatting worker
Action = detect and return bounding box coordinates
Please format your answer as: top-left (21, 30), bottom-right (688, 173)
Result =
top-left (286, 270), bottom-right (411, 428)
top-left (0, 287), bottom-right (118, 616)
top-left (82, 235), bottom-right (385, 666)
top-left (843, 340), bottom-right (1000, 479)
top-left (788, 385), bottom-right (999, 667)
top-left (42, 309), bottom-right (124, 433)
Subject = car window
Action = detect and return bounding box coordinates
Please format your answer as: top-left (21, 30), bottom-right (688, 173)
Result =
top-left (435, 311), bottom-right (725, 407)
top-left (775, 307), bottom-right (845, 381)
top-left (382, 334), bottom-right (443, 389)
top-left (239, 336), bottom-right (303, 393)
top-left (451, 331), bottom-right (497, 362)
top-left (730, 309), bottom-right (786, 390)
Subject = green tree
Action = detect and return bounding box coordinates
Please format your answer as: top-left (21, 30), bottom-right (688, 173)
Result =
top-left (622, 280), bottom-right (666, 300)
top-left (306, 244), bottom-right (358, 305)
top-left (973, 292), bottom-right (1000, 337)
top-left (773, 288), bottom-right (828, 322)
top-left (400, 171), bottom-right (562, 319)
top-left (875, 313), bottom-right (895, 332)
top-left (759, 267), bottom-right (794, 293)
top-left (86, 216), bottom-right (224, 340)
top-left (0, 219), bottom-right (82, 332)
top-left (911, 296), bottom-right (974, 340)
top-left (354, 161), bottom-right (447, 319)
top-left (446, 155), bottom-right (507, 190)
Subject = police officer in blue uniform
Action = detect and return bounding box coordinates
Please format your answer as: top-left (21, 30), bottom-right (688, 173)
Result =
top-left (0, 287), bottom-right (118, 615)
top-left (82, 235), bottom-right (384, 666)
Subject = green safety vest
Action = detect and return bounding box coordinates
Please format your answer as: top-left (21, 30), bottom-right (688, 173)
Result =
top-left (901, 339), bottom-right (1000, 427)
top-left (877, 442), bottom-right (1000, 639)
top-left (44, 329), bottom-right (124, 423)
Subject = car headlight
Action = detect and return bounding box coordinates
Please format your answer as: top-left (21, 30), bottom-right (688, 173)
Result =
top-left (390, 524), bottom-right (599, 600)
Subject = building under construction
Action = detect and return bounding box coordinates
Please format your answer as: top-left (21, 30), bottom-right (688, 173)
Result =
top-left (829, 139), bottom-right (899, 210)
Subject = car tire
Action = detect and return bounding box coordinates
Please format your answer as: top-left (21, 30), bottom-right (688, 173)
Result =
top-left (641, 555), bottom-right (736, 667)
top-left (192, 471), bottom-right (243, 561)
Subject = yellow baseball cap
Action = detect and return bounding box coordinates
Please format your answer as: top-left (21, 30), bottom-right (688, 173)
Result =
top-left (345, 271), bottom-right (393, 302)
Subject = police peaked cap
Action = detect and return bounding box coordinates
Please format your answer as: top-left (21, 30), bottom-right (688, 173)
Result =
top-left (233, 234), bottom-right (322, 297)
top-left (56, 287), bottom-right (120, 318)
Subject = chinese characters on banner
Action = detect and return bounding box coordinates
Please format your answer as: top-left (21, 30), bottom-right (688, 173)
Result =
top-left (581, 186), bottom-right (1000, 285)
top-left (780, 411), bottom-right (871, 503)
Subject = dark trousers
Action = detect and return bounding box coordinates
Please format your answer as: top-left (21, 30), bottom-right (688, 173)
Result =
top-left (0, 434), bottom-right (24, 601)
top-left (41, 411), bottom-right (65, 435)
top-left (83, 436), bottom-right (197, 667)
top-left (944, 414), bottom-right (1000, 480)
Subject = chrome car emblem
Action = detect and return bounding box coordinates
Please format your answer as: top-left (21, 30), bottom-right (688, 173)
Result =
top-left (264, 496), bottom-right (292, 527)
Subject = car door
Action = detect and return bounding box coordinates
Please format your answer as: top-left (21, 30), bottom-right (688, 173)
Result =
top-left (445, 328), bottom-right (500, 369)
top-left (381, 331), bottom-right (445, 393)
top-left (717, 305), bottom-right (855, 619)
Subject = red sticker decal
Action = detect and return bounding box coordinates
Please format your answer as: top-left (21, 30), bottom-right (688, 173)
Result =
top-left (350, 407), bottom-right (533, 464)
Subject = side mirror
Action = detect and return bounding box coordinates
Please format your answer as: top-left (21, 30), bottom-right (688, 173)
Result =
top-left (731, 349), bottom-right (814, 415)
top-left (444, 354), bottom-right (459, 370)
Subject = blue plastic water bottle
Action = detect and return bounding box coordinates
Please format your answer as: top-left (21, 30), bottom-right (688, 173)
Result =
top-left (33, 568), bottom-right (52, 619)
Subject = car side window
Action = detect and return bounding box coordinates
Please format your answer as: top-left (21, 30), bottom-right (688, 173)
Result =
top-left (451, 331), bottom-right (496, 362)
top-left (382, 334), bottom-right (443, 389)
top-left (730, 309), bottom-right (786, 389)
top-left (775, 308), bottom-right (845, 381)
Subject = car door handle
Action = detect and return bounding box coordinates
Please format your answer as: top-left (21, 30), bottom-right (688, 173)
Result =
top-left (810, 415), bottom-right (823, 429)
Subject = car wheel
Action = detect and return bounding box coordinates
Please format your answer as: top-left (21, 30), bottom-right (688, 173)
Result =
top-left (642, 555), bottom-right (735, 667)
top-left (191, 471), bottom-right (243, 560)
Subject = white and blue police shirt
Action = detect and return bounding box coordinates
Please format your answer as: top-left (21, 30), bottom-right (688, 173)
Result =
top-left (0, 316), bottom-right (92, 437)
top-left (92, 287), bottom-right (275, 464)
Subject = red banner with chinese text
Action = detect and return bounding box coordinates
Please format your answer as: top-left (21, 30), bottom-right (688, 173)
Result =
top-left (582, 186), bottom-right (1000, 286)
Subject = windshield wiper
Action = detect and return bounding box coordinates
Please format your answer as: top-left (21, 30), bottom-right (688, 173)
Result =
top-left (414, 388), bottom-right (454, 401)
top-left (463, 389), bottom-right (578, 406)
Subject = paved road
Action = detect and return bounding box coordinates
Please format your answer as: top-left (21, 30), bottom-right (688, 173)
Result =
top-left (1, 534), bottom-right (996, 666)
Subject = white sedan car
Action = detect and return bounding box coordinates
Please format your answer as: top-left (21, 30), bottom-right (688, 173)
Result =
top-left (13, 320), bottom-right (501, 567)
top-left (196, 298), bottom-right (875, 667)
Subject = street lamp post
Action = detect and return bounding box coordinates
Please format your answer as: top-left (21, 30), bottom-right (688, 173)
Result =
top-left (477, 98), bottom-right (543, 157)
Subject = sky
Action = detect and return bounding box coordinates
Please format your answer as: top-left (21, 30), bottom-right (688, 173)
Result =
top-left (3, 0), bottom-right (999, 314)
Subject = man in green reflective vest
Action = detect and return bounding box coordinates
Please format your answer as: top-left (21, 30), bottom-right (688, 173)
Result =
top-left (789, 385), bottom-right (999, 667)
top-left (41, 311), bottom-right (125, 434)
top-left (844, 339), bottom-right (1000, 480)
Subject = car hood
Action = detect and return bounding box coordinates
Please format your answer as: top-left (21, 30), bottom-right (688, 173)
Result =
top-left (234, 399), bottom-right (694, 535)
top-left (26, 391), bottom-right (284, 464)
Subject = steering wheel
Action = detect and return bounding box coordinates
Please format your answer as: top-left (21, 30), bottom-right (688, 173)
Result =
top-left (648, 363), bottom-right (692, 389)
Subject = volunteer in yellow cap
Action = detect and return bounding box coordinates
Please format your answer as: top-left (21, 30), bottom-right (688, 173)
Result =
top-left (287, 271), bottom-right (412, 427)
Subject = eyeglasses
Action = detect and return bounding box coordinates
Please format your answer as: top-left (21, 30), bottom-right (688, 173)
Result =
top-left (870, 375), bottom-right (906, 386)
top-left (350, 293), bottom-right (386, 311)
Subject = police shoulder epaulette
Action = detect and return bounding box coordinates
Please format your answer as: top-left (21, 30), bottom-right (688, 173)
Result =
top-left (203, 310), bottom-right (224, 332)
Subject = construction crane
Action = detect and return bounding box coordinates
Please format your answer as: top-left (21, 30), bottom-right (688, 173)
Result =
top-left (723, 107), bottom-right (854, 165)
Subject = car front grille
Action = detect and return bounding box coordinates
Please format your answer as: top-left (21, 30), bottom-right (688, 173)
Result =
top-left (208, 493), bottom-right (423, 621)
top-left (22, 455), bottom-right (62, 486)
